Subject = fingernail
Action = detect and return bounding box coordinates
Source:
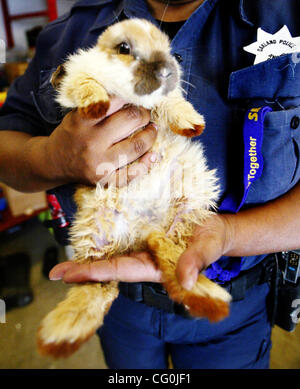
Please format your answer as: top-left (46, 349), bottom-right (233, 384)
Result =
top-left (151, 122), bottom-right (158, 131)
top-left (150, 153), bottom-right (157, 162)
top-left (49, 269), bottom-right (62, 281)
top-left (184, 278), bottom-right (195, 290)
top-left (184, 269), bottom-right (198, 290)
top-left (49, 275), bottom-right (61, 281)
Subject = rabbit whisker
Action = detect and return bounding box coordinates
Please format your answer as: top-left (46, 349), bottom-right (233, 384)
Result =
top-left (181, 79), bottom-right (196, 89)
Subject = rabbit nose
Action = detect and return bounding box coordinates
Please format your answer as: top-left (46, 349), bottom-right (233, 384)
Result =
top-left (158, 67), bottom-right (172, 79)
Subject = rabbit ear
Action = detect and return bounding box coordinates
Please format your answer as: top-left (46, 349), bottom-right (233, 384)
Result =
top-left (51, 64), bottom-right (66, 89)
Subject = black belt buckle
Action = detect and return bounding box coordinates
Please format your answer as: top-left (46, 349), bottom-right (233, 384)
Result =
top-left (142, 283), bottom-right (173, 313)
top-left (142, 283), bottom-right (192, 318)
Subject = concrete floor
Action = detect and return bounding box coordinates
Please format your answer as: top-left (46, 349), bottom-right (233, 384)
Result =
top-left (0, 219), bottom-right (105, 369)
top-left (0, 218), bottom-right (299, 369)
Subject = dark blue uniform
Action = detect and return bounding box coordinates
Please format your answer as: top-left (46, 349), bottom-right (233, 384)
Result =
top-left (1, 0), bottom-right (300, 368)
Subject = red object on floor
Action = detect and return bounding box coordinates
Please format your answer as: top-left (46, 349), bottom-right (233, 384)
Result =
top-left (46, 194), bottom-right (70, 228)
top-left (1, 0), bottom-right (58, 48)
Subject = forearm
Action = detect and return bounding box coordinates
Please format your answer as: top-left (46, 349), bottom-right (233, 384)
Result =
top-left (175, 182), bottom-right (300, 289)
top-left (224, 182), bottom-right (300, 256)
top-left (0, 131), bottom-right (66, 192)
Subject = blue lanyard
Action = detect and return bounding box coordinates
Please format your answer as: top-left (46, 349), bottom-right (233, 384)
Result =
top-left (205, 106), bottom-right (273, 283)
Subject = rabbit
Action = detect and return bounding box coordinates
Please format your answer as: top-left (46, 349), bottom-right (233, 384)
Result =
top-left (37, 18), bottom-right (232, 358)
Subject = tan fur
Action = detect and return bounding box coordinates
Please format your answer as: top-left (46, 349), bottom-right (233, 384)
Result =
top-left (170, 123), bottom-right (205, 137)
top-left (117, 53), bottom-right (135, 65)
top-left (65, 73), bottom-right (110, 111)
top-left (147, 231), bottom-right (230, 322)
top-left (97, 19), bottom-right (170, 60)
top-left (37, 19), bottom-right (232, 358)
top-left (50, 64), bottom-right (66, 89)
top-left (79, 101), bottom-right (110, 119)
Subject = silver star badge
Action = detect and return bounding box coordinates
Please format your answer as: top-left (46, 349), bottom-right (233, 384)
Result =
top-left (243, 25), bottom-right (300, 65)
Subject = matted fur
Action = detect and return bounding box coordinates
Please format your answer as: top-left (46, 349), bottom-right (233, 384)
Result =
top-left (38, 19), bottom-right (232, 358)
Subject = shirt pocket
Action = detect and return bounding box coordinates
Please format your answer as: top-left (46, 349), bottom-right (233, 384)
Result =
top-left (228, 53), bottom-right (300, 204)
top-left (31, 68), bottom-right (65, 128)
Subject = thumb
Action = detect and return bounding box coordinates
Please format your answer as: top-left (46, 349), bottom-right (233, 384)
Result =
top-left (176, 214), bottom-right (233, 290)
top-left (176, 235), bottom-right (223, 290)
top-left (176, 243), bottom-right (204, 290)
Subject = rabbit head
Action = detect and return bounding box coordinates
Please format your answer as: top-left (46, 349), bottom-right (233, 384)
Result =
top-left (96, 18), bottom-right (180, 101)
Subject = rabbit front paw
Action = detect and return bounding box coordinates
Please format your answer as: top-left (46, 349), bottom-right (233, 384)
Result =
top-left (169, 103), bottom-right (205, 137)
top-left (78, 100), bottom-right (110, 119)
top-left (68, 75), bottom-right (110, 119)
top-left (77, 83), bottom-right (110, 119)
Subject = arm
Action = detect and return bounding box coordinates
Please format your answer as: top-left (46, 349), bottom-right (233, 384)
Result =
top-left (0, 131), bottom-right (64, 192)
top-left (177, 181), bottom-right (300, 288)
top-left (50, 182), bottom-right (300, 288)
top-left (0, 98), bottom-right (157, 193)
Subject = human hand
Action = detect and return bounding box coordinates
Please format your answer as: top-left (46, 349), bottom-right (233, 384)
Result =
top-left (49, 251), bottom-right (162, 283)
top-left (176, 214), bottom-right (234, 290)
top-left (46, 96), bottom-right (158, 186)
top-left (49, 214), bottom-right (234, 287)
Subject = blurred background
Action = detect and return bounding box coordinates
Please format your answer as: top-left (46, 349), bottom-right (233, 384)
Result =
top-left (0, 0), bottom-right (299, 370)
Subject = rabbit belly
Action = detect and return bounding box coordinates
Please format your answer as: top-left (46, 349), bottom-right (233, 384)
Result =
top-left (70, 134), bottom-right (219, 262)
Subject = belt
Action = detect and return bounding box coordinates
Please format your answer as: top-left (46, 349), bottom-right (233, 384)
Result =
top-left (118, 254), bottom-right (277, 318)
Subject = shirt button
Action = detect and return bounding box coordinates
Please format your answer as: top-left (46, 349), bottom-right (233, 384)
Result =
top-left (174, 53), bottom-right (183, 63)
top-left (291, 116), bottom-right (300, 129)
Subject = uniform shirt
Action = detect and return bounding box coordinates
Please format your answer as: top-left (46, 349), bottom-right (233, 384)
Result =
top-left (1, 0), bottom-right (300, 273)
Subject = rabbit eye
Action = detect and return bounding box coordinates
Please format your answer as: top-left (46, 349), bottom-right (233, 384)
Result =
top-left (118, 42), bottom-right (131, 55)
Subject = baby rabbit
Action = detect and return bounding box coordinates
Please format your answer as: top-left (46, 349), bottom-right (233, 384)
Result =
top-left (37, 18), bottom-right (231, 358)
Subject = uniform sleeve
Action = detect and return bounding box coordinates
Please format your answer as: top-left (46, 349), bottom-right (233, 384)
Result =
top-left (0, 53), bottom-right (48, 136)
top-left (0, 11), bottom-right (69, 137)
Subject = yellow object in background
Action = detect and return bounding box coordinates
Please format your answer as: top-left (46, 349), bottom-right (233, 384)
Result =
top-left (4, 62), bottom-right (28, 84)
top-left (0, 91), bottom-right (7, 106)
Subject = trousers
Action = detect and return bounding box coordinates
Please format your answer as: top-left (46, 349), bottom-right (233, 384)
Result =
top-left (97, 282), bottom-right (272, 369)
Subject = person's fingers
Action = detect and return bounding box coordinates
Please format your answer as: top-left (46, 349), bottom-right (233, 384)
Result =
top-left (70, 96), bottom-right (127, 127)
top-left (176, 215), bottom-right (231, 290)
top-left (49, 252), bottom-right (162, 284)
top-left (105, 96), bottom-right (127, 117)
top-left (62, 261), bottom-right (114, 283)
top-left (124, 151), bottom-right (157, 184)
top-left (100, 151), bottom-right (158, 187)
top-left (49, 261), bottom-right (77, 280)
top-left (96, 123), bottom-right (157, 182)
top-left (137, 149), bottom-right (160, 169)
top-left (129, 251), bottom-right (162, 282)
top-left (107, 123), bottom-right (157, 166)
top-left (176, 245), bottom-right (202, 290)
top-left (96, 105), bottom-right (151, 148)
